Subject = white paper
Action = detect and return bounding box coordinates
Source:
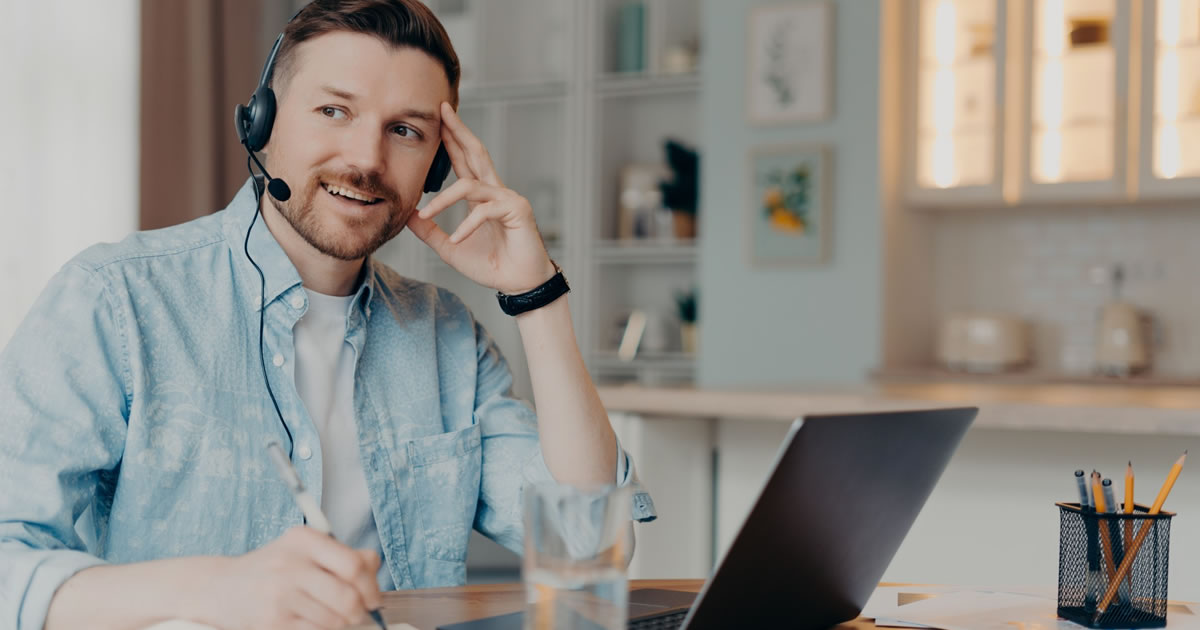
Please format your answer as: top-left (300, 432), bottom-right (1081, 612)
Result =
top-left (868, 587), bottom-right (1199, 630)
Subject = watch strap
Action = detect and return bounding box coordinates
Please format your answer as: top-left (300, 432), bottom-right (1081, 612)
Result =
top-left (496, 265), bottom-right (570, 316)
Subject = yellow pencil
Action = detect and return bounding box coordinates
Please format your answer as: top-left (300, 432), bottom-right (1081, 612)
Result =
top-left (1097, 451), bottom-right (1187, 614)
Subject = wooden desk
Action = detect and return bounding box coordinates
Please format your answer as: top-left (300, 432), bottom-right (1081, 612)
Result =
top-left (376, 579), bottom-right (876, 629)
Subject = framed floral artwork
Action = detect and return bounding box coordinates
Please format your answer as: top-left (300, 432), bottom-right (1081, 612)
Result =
top-left (746, 1), bottom-right (834, 124)
top-left (747, 144), bottom-right (831, 266)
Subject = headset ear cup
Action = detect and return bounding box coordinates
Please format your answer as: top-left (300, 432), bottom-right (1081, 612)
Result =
top-left (245, 86), bottom-right (277, 152)
top-left (423, 143), bottom-right (452, 193)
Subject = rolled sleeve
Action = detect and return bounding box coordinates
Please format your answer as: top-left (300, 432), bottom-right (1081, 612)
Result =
top-left (5, 548), bottom-right (109, 630)
top-left (613, 435), bottom-right (657, 523)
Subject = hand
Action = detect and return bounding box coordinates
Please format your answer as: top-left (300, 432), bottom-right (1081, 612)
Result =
top-left (200, 526), bottom-right (383, 630)
top-left (407, 102), bottom-right (557, 295)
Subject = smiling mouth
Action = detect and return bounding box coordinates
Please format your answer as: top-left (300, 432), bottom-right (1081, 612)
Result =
top-left (321, 182), bottom-right (383, 206)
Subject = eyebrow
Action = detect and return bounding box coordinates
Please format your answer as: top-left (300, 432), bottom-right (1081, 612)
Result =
top-left (319, 84), bottom-right (440, 124)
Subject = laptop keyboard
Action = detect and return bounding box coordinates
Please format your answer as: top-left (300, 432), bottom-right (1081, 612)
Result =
top-left (628, 609), bottom-right (689, 630)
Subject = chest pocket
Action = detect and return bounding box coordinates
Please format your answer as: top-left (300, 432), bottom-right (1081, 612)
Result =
top-left (409, 423), bottom-right (482, 562)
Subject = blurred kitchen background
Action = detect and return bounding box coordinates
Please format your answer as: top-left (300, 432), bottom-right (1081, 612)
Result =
top-left (4, 0), bottom-right (1200, 595)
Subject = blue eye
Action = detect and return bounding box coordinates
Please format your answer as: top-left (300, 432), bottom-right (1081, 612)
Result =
top-left (321, 106), bottom-right (346, 119)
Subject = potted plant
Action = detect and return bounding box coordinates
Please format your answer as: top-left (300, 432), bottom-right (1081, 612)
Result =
top-left (675, 289), bottom-right (698, 354)
top-left (660, 139), bottom-right (699, 239)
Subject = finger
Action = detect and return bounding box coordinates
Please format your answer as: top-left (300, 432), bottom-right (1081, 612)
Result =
top-left (360, 549), bottom-right (382, 574)
top-left (299, 535), bottom-right (382, 611)
top-left (299, 566), bottom-right (370, 627)
top-left (406, 213), bottom-right (453, 258)
top-left (417, 178), bottom-right (506, 220)
top-left (448, 201), bottom-right (501, 244)
top-left (440, 118), bottom-right (477, 182)
top-left (441, 102), bottom-right (502, 187)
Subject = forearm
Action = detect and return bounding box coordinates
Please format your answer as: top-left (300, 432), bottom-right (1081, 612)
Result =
top-left (516, 294), bottom-right (617, 485)
top-left (45, 556), bottom-right (229, 630)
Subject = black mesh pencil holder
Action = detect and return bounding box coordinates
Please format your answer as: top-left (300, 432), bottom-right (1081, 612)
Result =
top-left (1056, 502), bottom-right (1174, 629)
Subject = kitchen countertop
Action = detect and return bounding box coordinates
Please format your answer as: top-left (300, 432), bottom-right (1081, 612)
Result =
top-left (596, 382), bottom-right (1200, 436)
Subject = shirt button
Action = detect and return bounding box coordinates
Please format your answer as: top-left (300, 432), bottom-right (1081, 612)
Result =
top-left (290, 295), bottom-right (305, 309)
top-left (272, 353), bottom-right (284, 367)
top-left (297, 445), bottom-right (313, 460)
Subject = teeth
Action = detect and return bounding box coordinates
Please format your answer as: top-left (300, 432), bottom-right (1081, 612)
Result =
top-left (323, 183), bottom-right (376, 203)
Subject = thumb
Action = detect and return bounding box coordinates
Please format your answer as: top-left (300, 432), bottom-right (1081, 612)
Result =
top-left (406, 213), bottom-right (451, 256)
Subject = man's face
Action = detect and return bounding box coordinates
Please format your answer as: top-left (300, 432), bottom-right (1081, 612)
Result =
top-left (264, 31), bottom-right (452, 261)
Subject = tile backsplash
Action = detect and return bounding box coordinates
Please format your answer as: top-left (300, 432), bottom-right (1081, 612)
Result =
top-left (932, 207), bottom-right (1200, 377)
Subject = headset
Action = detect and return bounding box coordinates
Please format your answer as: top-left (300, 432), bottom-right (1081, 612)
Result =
top-left (235, 3), bottom-right (455, 457)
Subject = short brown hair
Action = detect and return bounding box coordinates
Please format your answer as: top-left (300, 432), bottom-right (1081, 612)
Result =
top-left (272, 0), bottom-right (461, 106)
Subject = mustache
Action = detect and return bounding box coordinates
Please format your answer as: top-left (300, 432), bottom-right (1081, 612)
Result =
top-left (317, 169), bottom-right (398, 204)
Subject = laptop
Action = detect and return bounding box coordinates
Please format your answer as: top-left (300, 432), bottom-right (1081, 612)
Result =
top-left (438, 406), bottom-right (978, 630)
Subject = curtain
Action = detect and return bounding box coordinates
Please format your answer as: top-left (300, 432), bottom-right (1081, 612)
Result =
top-left (0, 1), bottom-right (140, 346)
top-left (139, 0), bottom-right (272, 230)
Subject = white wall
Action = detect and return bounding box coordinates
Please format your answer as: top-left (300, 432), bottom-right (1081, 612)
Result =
top-left (0, 0), bottom-right (140, 347)
top-left (696, 0), bottom-right (883, 387)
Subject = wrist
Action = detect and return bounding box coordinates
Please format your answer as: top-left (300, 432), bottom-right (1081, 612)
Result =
top-left (507, 259), bottom-right (558, 295)
top-left (182, 556), bottom-right (235, 626)
top-left (497, 260), bottom-right (569, 316)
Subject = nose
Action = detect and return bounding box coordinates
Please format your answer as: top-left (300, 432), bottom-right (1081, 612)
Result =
top-left (341, 120), bottom-right (387, 175)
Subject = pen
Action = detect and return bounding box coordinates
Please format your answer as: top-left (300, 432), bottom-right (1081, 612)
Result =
top-left (1074, 469), bottom-right (1090, 509)
top-left (1090, 475), bottom-right (1120, 604)
top-left (1100, 478), bottom-right (1129, 604)
top-left (267, 442), bottom-right (388, 630)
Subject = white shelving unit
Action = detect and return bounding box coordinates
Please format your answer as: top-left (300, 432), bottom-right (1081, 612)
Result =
top-left (388, 0), bottom-right (704, 396)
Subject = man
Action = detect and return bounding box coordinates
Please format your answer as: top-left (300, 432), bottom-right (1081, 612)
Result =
top-left (0, 1), bottom-right (654, 629)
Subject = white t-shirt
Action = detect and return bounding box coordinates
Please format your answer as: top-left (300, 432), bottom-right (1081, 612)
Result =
top-left (292, 288), bottom-right (393, 589)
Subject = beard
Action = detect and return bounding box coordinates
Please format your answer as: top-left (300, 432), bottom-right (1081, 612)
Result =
top-left (270, 168), bottom-right (414, 261)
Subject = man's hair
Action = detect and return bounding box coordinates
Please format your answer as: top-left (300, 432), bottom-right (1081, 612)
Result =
top-left (272, 0), bottom-right (461, 106)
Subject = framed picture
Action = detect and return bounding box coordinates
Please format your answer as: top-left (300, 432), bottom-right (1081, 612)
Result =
top-left (746, 1), bottom-right (834, 124)
top-left (747, 144), bottom-right (831, 266)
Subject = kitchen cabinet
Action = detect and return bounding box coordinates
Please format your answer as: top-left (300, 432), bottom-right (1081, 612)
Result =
top-left (906, 0), bottom-right (1200, 206)
top-left (1137, 0), bottom-right (1200, 197)
top-left (906, 0), bottom-right (1009, 206)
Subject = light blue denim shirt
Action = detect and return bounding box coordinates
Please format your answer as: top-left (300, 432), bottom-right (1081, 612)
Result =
top-left (0, 179), bottom-right (656, 630)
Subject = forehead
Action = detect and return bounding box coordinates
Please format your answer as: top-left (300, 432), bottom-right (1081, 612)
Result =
top-left (286, 31), bottom-right (451, 108)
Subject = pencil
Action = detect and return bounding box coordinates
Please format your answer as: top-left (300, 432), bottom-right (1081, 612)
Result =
top-left (1097, 451), bottom-right (1187, 614)
top-left (266, 442), bottom-right (389, 630)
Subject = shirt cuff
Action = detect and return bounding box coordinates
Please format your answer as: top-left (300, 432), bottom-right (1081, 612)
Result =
top-left (613, 434), bottom-right (657, 523)
top-left (9, 548), bottom-right (108, 630)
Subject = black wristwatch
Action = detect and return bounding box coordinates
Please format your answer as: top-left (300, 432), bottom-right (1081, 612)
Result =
top-left (496, 262), bottom-right (570, 316)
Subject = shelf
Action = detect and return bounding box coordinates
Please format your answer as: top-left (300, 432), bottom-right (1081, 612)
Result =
top-left (593, 240), bottom-right (698, 264)
top-left (591, 351), bottom-right (696, 373)
top-left (871, 365), bottom-right (1200, 388)
top-left (595, 73), bottom-right (701, 98)
top-left (1155, 40), bottom-right (1200, 51)
top-left (459, 80), bottom-right (568, 104)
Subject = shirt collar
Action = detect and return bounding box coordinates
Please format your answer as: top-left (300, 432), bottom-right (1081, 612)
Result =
top-left (222, 177), bottom-right (378, 315)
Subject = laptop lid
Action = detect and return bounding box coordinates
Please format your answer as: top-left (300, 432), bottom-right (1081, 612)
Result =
top-left (680, 406), bottom-right (977, 630)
